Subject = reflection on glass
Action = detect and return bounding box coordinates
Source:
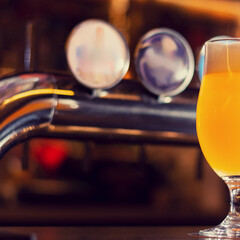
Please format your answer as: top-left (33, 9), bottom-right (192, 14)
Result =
top-left (196, 38), bottom-right (240, 238)
top-left (196, 35), bottom-right (231, 82)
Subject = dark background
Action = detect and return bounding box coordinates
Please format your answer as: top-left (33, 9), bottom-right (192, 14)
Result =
top-left (0, 0), bottom-right (237, 226)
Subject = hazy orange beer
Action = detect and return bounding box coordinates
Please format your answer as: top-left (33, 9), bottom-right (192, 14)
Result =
top-left (196, 38), bottom-right (240, 238)
top-left (197, 72), bottom-right (240, 176)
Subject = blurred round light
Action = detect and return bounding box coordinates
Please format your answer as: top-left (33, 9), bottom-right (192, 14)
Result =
top-left (66, 19), bottom-right (130, 90)
top-left (134, 28), bottom-right (194, 97)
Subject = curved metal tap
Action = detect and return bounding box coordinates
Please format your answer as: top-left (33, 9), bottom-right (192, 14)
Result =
top-left (0, 72), bottom-right (197, 158)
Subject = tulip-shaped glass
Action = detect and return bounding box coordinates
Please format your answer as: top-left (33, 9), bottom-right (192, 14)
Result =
top-left (197, 38), bottom-right (240, 238)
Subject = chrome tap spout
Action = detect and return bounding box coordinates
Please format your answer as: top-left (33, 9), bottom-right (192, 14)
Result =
top-left (0, 72), bottom-right (197, 158)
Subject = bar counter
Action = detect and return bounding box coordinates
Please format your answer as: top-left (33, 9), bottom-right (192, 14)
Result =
top-left (0, 226), bottom-right (208, 240)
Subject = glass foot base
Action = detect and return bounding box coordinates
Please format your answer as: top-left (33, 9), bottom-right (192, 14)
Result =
top-left (197, 219), bottom-right (240, 238)
top-left (190, 177), bottom-right (240, 238)
top-left (196, 176), bottom-right (240, 238)
top-left (199, 227), bottom-right (240, 238)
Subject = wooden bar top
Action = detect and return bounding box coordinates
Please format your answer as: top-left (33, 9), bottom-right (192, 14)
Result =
top-left (0, 226), bottom-right (208, 240)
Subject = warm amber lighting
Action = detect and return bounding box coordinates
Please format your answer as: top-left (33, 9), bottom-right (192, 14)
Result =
top-left (109, 0), bottom-right (130, 42)
top-left (158, 0), bottom-right (240, 20)
top-left (2, 89), bottom-right (74, 106)
top-left (101, 93), bottom-right (141, 101)
top-left (49, 125), bottom-right (197, 144)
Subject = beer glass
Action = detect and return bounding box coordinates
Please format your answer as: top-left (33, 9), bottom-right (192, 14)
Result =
top-left (196, 38), bottom-right (240, 238)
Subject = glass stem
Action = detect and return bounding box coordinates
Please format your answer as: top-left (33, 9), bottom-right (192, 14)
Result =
top-left (224, 177), bottom-right (240, 222)
top-left (198, 177), bottom-right (240, 237)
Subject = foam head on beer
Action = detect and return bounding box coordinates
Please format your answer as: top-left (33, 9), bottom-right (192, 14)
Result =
top-left (205, 39), bottom-right (240, 75)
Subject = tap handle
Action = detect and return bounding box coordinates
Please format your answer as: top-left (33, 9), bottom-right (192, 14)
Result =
top-left (66, 19), bottom-right (130, 91)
